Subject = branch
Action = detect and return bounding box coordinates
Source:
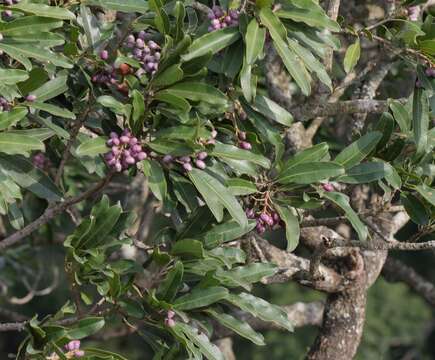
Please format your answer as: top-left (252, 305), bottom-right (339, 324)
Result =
top-left (290, 99), bottom-right (398, 122)
top-left (0, 173), bottom-right (113, 252)
top-left (254, 237), bottom-right (349, 292)
top-left (54, 106), bottom-right (92, 186)
top-left (330, 237), bottom-right (435, 251)
top-left (382, 257), bottom-right (435, 308)
top-left (324, 0), bottom-right (341, 71)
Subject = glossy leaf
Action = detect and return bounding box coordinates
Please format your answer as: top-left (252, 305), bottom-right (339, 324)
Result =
top-left (275, 204), bottom-right (300, 252)
top-left (0, 107), bottom-right (28, 131)
top-left (76, 137), bottom-right (108, 157)
top-left (277, 162), bottom-right (344, 184)
top-left (0, 154), bottom-right (62, 201)
top-left (211, 142), bottom-right (271, 168)
top-left (245, 19), bottom-right (266, 65)
top-left (343, 39), bottom-right (360, 74)
top-left (181, 27), bottom-right (241, 62)
top-left (188, 168), bottom-right (248, 227)
top-left (322, 191), bottom-right (368, 241)
top-left (253, 95), bottom-right (293, 126)
top-left (339, 162), bottom-right (391, 184)
top-left (412, 87), bottom-right (429, 155)
top-left (0, 132), bottom-right (44, 156)
top-left (173, 286), bottom-right (229, 310)
top-left (334, 132), bottom-right (382, 168)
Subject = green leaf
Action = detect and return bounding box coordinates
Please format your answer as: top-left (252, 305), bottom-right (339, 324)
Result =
top-left (227, 262), bottom-right (278, 284)
top-left (181, 27), bottom-right (241, 62)
top-left (8, 201), bottom-right (24, 230)
top-left (131, 89), bottom-right (145, 125)
top-left (67, 318), bottom-right (105, 339)
top-left (286, 38), bottom-right (332, 91)
top-left (226, 178), bottom-right (257, 196)
top-left (374, 112), bottom-right (395, 150)
top-left (276, 4), bottom-right (340, 31)
top-left (152, 64), bottom-right (184, 87)
top-left (176, 323), bottom-right (224, 360)
top-left (97, 95), bottom-right (129, 116)
top-left (172, 239), bottom-right (204, 258)
top-left (207, 309), bottom-right (265, 345)
top-left (227, 292), bottom-right (293, 331)
top-left (0, 107), bottom-right (28, 130)
top-left (211, 142), bottom-right (271, 168)
top-left (157, 261), bottom-right (184, 302)
top-left (401, 193), bottom-right (429, 225)
top-left (83, 0), bottom-right (148, 13)
top-left (339, 162), bottom-right (391, 184)
top-left (188, 168), bottom-right (248, 227)
top-left (0, 16), bottom-right (63, 35)
top-left (0, 132), bottom-right (44, 156)
top-left (343, 39), bottom-right (360, 74)
top-left (76, 137), bottom-right (108, 157)
top-left (334, 131), bottom-right (382, 168)
top-left (415, 183), bottom-right (435, 207)
top-left (0, 69), bottom-right (29, 84)
top-left (0, 43), bottom-right (72, 68)
top-left (80, 4), bottom-right (101, 51)
top-left (11, 3), bottom-right (75, 20)
top-left (283, 142), bottom-right (329, 169)
top-left (389, 99), bottom-right (410, 132)
top-left (412, 87), bottom-right (429, 155)
top-left (275, 205), bottom-right (300, 252)
top-left (0, 154), bottom-right (62, 201)
top-left (253, 95), bottom-right (293, 126)
top-left (277, 162), bottom-right (344, 184)
top-left (245, 19), bottom-right (266, 65)
top-left (80, 348), bottom-right (127, 360)
top-left (141, 159), bottom-right (167, 201)
top-left (170, 171), bottom-right (198, 212)
top-left (260, 8), bottom-right (311, 95)
top-left (322, 191), bottom-right (368, 241)
top-left (29, 102), bottom-right (76, 119)
top-left (173, 286), bottom-right (229, 310)
top-left (161, 82), bottom-right (228, 107)
top-left (31, 76), bottom-right (68, 102)
top-left (200, 219), bottom-right (256, 249)
top-left (8, 128), bottom-right (54, 141)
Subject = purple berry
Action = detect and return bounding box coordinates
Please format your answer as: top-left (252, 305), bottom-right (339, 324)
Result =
top-left (136, 38), bottom-right (144, 48)
top-left (256, 223), bottom-right (266, 234)
top-left (167, 310), bottom-right (175, 319)
top-left (125, 156), bottom-right (136, 164)
top-left (163, 155), bottom-right (173, 163)
top-left (245, 208), bottom-right (255, 219)
top-left (136, 152), bottom-right (147, 160)
top-left (260, 213), bottom-right (271, 223)
top-left (100, 50), bottom-right (109, 60)
top-left (120, 135), bottom-right (130, 144)
top-left (148, 41), bottom-right (159, 49)
top-left (138, 30), bottom-right (146, 40)
top-left (197, 151), bottom-right (208, 160)
top-left (195, 159), bottom-right (206, 169)
top-left (26, 94), bottom-right (36, 102)
top-left (75, 350), bottom-right (85, 358)
top-left (238, 131), bottom-right (246, 140)
top-left (208, 11), bottom-right (216, 19)
top-left (165, 318), bottom-right (176, 327)
top-left (180, 156), bottom-right (191, 163)
top-left (183, 163), bottom-right (193, 171)
top-left (240, 141), bottom-right (252, 150)
top-left (115, 162), bottom-right (122, 172)
top-left (211, 130), bottom-right (218, 138)
top-left (322, 183), bottom-right (334, 192)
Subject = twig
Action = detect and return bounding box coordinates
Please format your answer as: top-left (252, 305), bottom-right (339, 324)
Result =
top-left (0, 173), bottom-right (113, 252)
top-left (383, 257), bottom-right (435, 308)
top-left (55, 106), bottom-right (92, 186)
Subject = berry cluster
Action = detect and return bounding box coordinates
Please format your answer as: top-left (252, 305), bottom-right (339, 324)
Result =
top-left (91, 66), bottom-right (118, 86)
top-left (246, 208), bottom-right (282, 234)
top-left (163, 151), bottom-right (208, 172)
top-left (104, 129), bottom-right (147, 172)
top-left (207, 6), bottom-right (239, 32)
top-left (237, 131), bottom-right (252, 150)
top-left (164, 310), bottom-right (176, 327)
top-left (124, 31), bottom-right (161, 75)
top-left (0, 96), bottom-right (11, 112)
top-left (32, 152), bottom-right (49, 170)
top-left (47, 340), bottom-right (84, 359)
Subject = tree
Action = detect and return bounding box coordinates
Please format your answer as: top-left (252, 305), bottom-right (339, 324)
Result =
top-left (0, 0), bottom-right (433, 359)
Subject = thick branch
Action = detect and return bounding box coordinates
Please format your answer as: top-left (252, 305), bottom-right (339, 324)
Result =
top-left (0, 174), bottom-right (113, 252)
top-left (291, 99), bottom-right (396, 122)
